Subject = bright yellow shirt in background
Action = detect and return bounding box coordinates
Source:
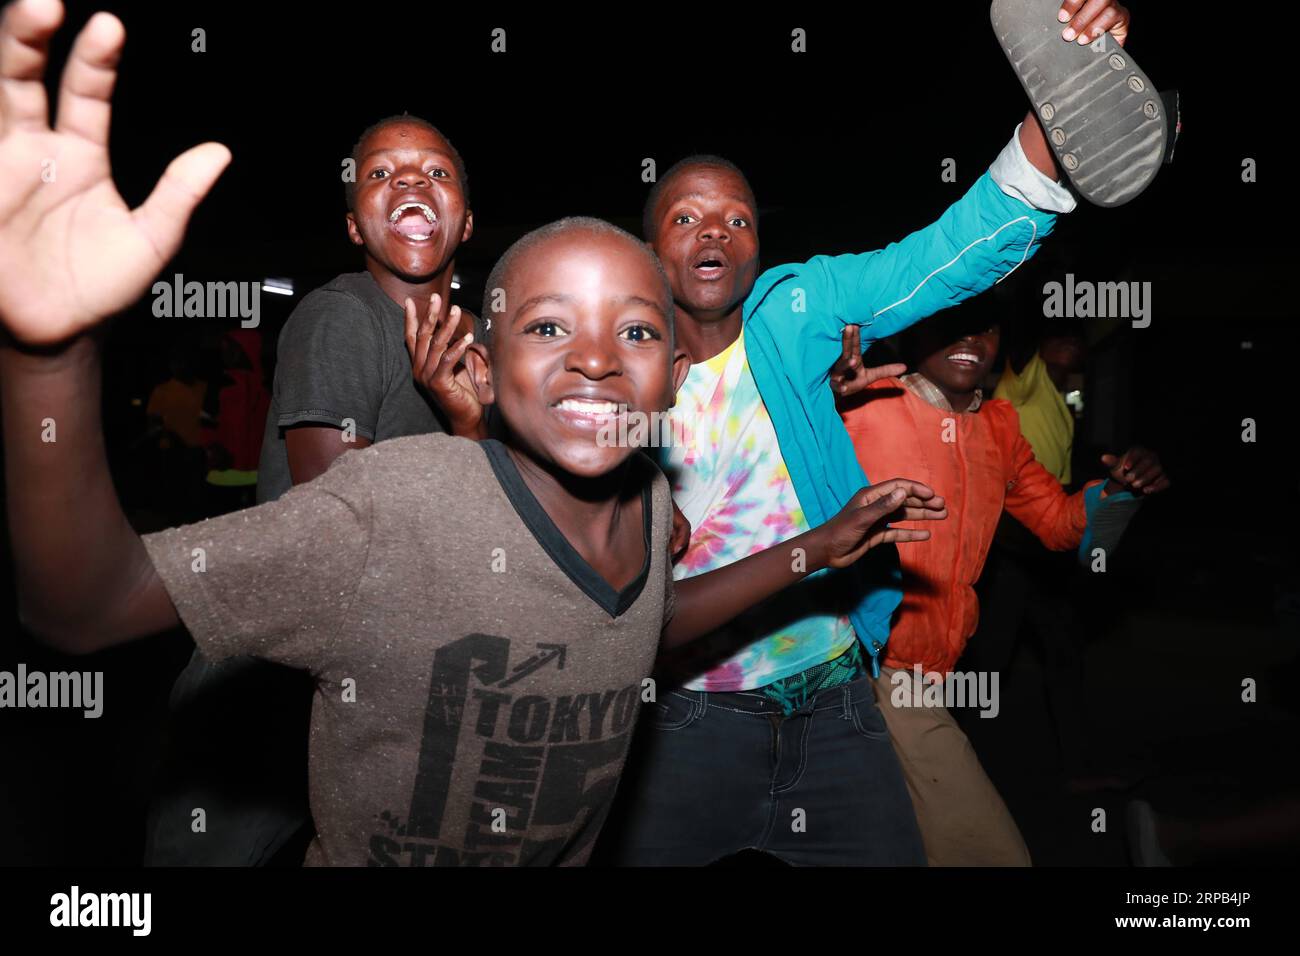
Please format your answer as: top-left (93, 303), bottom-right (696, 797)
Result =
top-left (993, 352), bottom-right (1074, 484)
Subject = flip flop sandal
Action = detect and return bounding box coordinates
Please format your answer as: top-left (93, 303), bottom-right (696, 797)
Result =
top-left (991, 0), bottom-right (1167, 207)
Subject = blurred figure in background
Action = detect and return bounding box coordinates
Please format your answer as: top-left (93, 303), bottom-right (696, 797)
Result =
top-left (994, 325), bottom-right (1086, 484)
top-left (200, 329), bottom-right (270, 513)
top-left (144, 342), bottom-right (209, 522)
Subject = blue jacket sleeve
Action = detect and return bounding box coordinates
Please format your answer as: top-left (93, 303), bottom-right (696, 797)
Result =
top-left (752, 170), bottom-right (1058, 399)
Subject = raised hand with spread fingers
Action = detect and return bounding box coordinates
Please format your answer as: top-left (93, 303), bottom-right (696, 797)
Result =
top-left (0, 0), bottom-right (230, 346)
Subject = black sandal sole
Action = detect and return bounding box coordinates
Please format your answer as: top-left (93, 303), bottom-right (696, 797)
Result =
top-left (991, 0), bottom-right (1166, 207)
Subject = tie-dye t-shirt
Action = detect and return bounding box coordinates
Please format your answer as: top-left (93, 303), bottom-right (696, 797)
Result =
top-left (660, 331), bottom-right (855, 692)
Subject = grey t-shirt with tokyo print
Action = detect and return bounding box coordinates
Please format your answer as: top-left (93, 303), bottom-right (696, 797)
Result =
top-left (143, 434), bottom-right (675, 866)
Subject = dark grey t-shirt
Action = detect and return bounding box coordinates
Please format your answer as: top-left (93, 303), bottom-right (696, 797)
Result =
top-left (257, 271), bottom-right (444, 503)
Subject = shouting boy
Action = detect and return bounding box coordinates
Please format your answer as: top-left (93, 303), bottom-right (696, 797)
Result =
top-left (148, 113), bottom-right (477, 867)
top-left (594, 0), bottom-right (1146, 865)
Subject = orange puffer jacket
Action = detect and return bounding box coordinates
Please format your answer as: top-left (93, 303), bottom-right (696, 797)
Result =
top-left (840, 378), bottom-right (1100, 675)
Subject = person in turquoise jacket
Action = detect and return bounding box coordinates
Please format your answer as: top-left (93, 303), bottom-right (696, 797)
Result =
top-left (593, 4), bottom-right (1142, 865)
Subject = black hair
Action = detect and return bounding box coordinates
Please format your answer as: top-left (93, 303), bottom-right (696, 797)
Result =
top-left (481, 216), bottom-right (673, 348)
top-left (344, 114), bottom-right (469, 210)
top-left (641, 154), bottom-right (756, 241)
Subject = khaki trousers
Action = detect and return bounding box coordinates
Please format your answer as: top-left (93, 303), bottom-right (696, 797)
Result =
top-left (871, 666), bottom-right (1032, 866)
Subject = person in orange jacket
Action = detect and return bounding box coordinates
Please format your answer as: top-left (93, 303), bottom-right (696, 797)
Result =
top-left (833, 303), bottom-right (1169, 866)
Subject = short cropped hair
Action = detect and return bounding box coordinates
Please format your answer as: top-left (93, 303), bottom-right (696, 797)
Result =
top-left (641, 154), bottom-right (756, 241)
top-left (481, 217), bottom-right (673, 347)
top-left (344, 114), bottom-right (469, 210)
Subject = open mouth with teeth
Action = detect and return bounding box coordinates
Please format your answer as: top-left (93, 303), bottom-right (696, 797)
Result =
top-left (388, 201), bottom-right (438, 241)
top-left (946, 350), bottom-right (984, 368)
top-left (551, 398), bottom-right (628, 429)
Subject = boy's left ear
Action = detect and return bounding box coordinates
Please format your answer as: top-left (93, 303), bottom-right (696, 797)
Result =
top-left (463, 341), bottom-right (495, 407)
top-left (461, 210), bottom-right (474, 244)
top-left (670, 347), bottom-right (691, 402)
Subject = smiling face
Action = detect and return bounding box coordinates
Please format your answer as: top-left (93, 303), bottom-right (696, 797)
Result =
top-left (911, 311), bottom-right (1001, 408)
top-left (648, 165), bottom-right (759, 323)
top-left (345, 121), bottom-right (472, 282)
top-left (468, 228), bottom-right (689, 480)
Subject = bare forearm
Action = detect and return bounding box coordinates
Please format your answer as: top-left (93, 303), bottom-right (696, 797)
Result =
top-left (0, 336), bottom-right (176, 650)
top-left (1018, 110), bottom-right (1061, 181)
top-left (662, 529), bottom-right (826, 649)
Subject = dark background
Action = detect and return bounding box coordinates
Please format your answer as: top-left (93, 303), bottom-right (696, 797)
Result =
top-left (0, 1), bottom-right (1296, 866)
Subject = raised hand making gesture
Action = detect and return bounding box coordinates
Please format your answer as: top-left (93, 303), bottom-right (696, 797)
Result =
top-left (829, 325), bottom-right (907, 399)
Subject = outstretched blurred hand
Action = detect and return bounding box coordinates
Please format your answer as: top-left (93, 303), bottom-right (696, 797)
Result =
top-left (0, 0), bottom-right (230, 347)
top-left (1101, 447), bottom-right (1169, 497)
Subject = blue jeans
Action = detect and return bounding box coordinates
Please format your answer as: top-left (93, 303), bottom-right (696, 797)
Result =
top-left (594, 673), bottom-right (926, 866)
